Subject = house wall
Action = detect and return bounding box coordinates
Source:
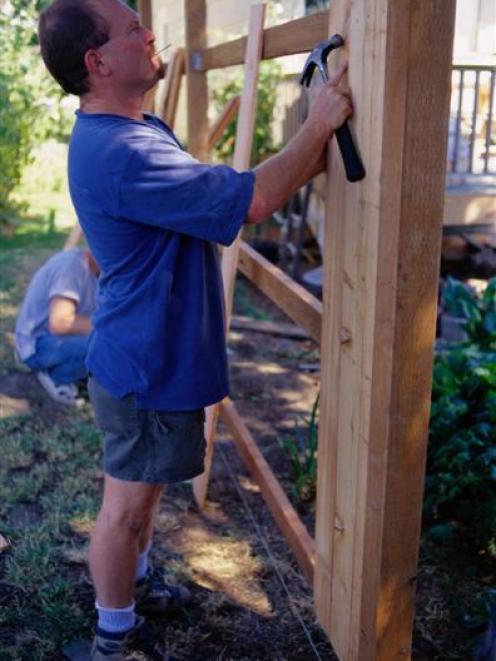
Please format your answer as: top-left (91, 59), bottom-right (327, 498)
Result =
top-left (454, 0), bottom-right (495, 64)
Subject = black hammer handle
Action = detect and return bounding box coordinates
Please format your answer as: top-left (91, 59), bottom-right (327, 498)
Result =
top-left (335, 122), bottom-right (366, 182)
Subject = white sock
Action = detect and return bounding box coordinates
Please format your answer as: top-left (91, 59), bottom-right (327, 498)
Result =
top-left (95, 601), bottom-right (135, 634)
top-left (135, 540), bottom-right (152, 581)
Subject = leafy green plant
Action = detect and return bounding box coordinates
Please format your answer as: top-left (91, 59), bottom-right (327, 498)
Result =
top-left (425, 277), bottom-right (496, 555)
top-left (441, 276), bottom-right (496, 348)
top-left (278, 393), bottom-right (319, 502)
top-left (211, 60), bottom-right (282, 165)
top-left (0, 0), bottom-right (72, 233)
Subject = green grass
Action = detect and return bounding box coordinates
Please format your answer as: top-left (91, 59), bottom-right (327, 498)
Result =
top-left (10, 141), bottom-right (77, 233)
top-left (0, 148), bottom-right (101, 658)
top-left (0, 412), bottom-right (102, 658)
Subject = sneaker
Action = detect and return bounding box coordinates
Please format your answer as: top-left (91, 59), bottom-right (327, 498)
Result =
top-left (36, 371), bottom-right (78, 406)
top-left (135, 567), bottom-right (191, 616)
top-left (90, 614), bottom-right (173, 660)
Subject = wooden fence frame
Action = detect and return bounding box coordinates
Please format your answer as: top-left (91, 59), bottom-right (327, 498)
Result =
top-left (149, 2), bottom-right (456, 657)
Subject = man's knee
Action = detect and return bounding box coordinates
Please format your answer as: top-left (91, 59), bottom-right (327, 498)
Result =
top-left (97, 478), bottom-right (162, 538)
top-left (98, 503), bottom-right (153, 538)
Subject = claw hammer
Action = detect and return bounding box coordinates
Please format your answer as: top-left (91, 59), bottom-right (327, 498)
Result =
top-left (301, 35), bottom-right (366, 182)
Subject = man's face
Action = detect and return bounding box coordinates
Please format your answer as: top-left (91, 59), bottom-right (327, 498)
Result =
top-left (91, 0), bottom-right (165, 93)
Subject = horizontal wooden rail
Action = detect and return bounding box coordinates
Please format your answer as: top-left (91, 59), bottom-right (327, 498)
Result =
top-left (198, 11), bottom-right (328, 71)
top-left (238, 241), bottom-right (322, 344)
top-left (220, 397), bottom-right (315, 582)
top-left (231, 314), bottom-right (310, 340)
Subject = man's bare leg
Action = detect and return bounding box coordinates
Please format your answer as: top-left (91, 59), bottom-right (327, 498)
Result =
top-left (89, 474), bottom-right (164, 607)
top-left (138, 486), bottom-right (164, 554)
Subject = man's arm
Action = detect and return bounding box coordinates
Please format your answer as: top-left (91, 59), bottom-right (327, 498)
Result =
top-left (246, 63), bottom-right (351, 224)
top-left (49, 296), bottom-right (93, 335)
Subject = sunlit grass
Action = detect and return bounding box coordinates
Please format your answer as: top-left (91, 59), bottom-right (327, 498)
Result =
top-left (11, 140), bottom-right (77, 234)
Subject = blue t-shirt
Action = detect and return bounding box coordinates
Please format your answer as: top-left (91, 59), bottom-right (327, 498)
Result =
top-left (68, 110), bottom-right (254, 410)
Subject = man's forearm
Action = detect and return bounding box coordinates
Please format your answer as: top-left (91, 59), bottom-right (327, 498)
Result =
top-left (50, 313), bottom-right (92, 335)
top-left (247, 123), bottom-right (328, 224)
top-left (49, 297), bottom-right (93, 335)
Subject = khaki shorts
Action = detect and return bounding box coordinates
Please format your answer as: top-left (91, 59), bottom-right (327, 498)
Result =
top-left (88, 376), bottom-right (206, 484)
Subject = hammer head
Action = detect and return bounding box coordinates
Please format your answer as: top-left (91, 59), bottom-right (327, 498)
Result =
top-left (300, 34), bottom-right (345, 87)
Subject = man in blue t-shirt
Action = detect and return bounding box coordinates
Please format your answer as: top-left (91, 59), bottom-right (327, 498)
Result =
top-left (15, 248), bottom-right (99, 405)
top-left (38, 1), bottom-right (353, 658)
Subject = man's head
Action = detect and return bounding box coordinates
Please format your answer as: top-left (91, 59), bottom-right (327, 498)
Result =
top-left (38, 0), bottom-right (164, 98)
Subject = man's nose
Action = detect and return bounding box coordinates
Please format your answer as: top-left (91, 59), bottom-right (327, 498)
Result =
top-left (145, 27), bottom-right (156, 46)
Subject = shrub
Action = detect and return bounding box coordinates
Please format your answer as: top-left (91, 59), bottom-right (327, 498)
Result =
top-left (211, 60), bottom-right (282, 166)
top-left (0, 1), bottom-right (72, 232)
top-left (425, 277), bottom-right (496, 555)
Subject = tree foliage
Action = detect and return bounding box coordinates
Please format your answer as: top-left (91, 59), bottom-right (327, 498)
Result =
top-left (0, 0), bottom-right (72, 230)
top-left (211, 60), bottom-right (282, 166)
top-left (426, 278), bottom-right (496, 556)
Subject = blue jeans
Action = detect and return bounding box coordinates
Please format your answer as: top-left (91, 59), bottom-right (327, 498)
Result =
top-left (25, 333), bottom-right (89, 385)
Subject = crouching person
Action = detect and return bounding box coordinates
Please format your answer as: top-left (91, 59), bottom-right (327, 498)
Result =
top-left (15, 247), bottom-right (99, 405)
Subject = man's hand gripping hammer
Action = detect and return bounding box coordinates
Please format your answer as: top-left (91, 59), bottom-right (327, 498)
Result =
top-left (301, 35), bottom-right (366, 182)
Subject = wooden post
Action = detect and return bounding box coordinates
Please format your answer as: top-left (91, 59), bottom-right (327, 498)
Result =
top-left (221, 3), bottom-right (266, 323)
top-left (185, 0), bottom-right (209, 162)
top-left (138, 0), bottom-right (155, 113)
top-left (137, 0), bottom-right (152, 30)
top-left (193, 4), bottom-right (266, 508)
top-left (314, 1), bottom-right (456, 658)
top-left (161, 48), bottom-right (186, 129)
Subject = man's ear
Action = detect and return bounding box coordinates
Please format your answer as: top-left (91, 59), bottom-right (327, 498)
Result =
top-left (84, 49), bottom-right (111, 77)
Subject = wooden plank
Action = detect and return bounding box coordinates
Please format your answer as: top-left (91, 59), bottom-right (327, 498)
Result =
top-left (138, 0), bottom-right (155, 113)
top-left (313, 1), bottom-right (456, 659)
top-left (221, 4), bottom-right (266, 326)
top-left (220, 398), bottom-right (315, 582)
top-left (199, 11), bottom-right (328, 71)
top-left (161, 48), bottom-right (186, 129)
top-left (238, 241), bottom-right (322, 344)
top-left (230, 314), bottom-right (310, 340)
top-left (185, 0), bottom-right (208, 162)
top-left (186, 0), bottom-right (210, 507)
top-left (137, 0), bottom-right (152, 29)
top-left (193, 5), bottom-right (265, 509)
top-left (208, 95), bottom-right (240, 151)
top-left (194, 403), bottom-right (220, 507)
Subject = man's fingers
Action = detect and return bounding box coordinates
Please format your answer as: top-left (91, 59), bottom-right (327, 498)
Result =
top-left (328, 61), bottom-right (348, 87)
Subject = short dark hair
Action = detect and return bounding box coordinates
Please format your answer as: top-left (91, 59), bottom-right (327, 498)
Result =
top-left (38, 0), bottom-right (110, 96)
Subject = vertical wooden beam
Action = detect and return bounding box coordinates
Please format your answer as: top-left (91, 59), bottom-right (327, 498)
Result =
top-left (138, 0), bottom-right (155, 113)
top-left (314, 1), bottom-right (456, 659)
top-left (137, 0), bottom-right (152, 30)
top-left (193, 4), bottom-right (266, 508)
top-left (221, 3), bottom-right (266, 323)
top-left (161, 48), bottom-right (186, 129)
top-left (185, 0), bottom-right (209, 162)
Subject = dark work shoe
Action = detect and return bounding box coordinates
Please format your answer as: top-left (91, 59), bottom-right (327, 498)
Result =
top-left (89, 615), bottom-right (173, 660)
top-left (135, 567), bottom-right (191, 616)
